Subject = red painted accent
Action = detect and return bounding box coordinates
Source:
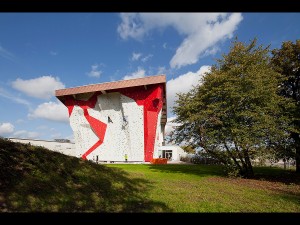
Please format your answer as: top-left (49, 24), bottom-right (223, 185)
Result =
top-left (64, 96), bottom-right (76, 116)
top-left (118, 84), bottom-right (163, 162)
top-left (83, 109), bottom-right (107, 140)
top-left (64, 93), bottom-right (99, 117)
top-left (82, 140), bottom-right (102, 160)
top-left (64, 93), bottom-right (107, 160)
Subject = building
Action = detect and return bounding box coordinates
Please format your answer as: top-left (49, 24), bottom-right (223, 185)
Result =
top-left (55, 75), bottom-right (167, 163)
top-left (157, 145), bottom-right (187, 161)
top-left (8, 138), bottom-right (75, 156)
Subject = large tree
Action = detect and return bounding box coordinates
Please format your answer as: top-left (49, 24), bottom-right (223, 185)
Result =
top-left (271, 40), bottom-right (300, 173)
top-left (171, 38), bottom-right (295, 178)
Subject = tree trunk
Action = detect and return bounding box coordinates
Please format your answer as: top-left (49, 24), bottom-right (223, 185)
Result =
top-left (243, 151), bottom-right (254, 178)
top-left (291, 131), bottom-right (300, 173)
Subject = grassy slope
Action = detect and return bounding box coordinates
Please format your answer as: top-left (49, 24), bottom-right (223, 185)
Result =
top-left (0, 138), bottom-right (168, 212)
top-left (1, 138), bottom-right (299, 212)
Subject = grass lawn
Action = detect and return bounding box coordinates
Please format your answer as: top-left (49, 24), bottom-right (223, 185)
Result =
top-left (1, 138), bottom-right (299, 212)
top-left (106, 164), bottom-right (300, 212)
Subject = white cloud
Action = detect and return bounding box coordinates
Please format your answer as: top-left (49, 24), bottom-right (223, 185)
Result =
top-left (157, 66), bottom-right (167, 75)
top-left (202, 46), bottom-right (220, 57)
top-left (36, 125), bottom-right (48, 130)
top-left (16, 119), bottom-right (26, 124)
top-left (167, 65), bottom-right (210, 114)
top-left (141, 54), bottom-right (153, 62)
top-left (123, 67), bottom-right (146, 80)
top-left (164, 117), bottom-right (181, 136)
top-left (0, 87), bottom-right (31, 108)
top-left (51, 132), bottom-right (62, 139)
top-left (50, 51), bottom-right (58, 56)
top-left (86, 64), bottom-right (102, 78)
top-left (12, 130), bottom-right (39, 139)
top-left (11, 76), bottom-right (65, 100)
top-left (118, 13), bottom-right (243, 69)
top-left (0, 122), bottom-right (14, 136)
top-left (0, 44), bottom-right (15, 61)
top-left (28, 101), bottom-right (69, 123)
top-left (131, 52), bottom-right (142, 61)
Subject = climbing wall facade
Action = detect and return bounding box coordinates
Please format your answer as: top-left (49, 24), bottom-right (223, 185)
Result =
top-left (60, 83), bottom-right (165, 162)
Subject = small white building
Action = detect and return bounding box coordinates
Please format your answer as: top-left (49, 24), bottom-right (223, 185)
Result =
top-left (8, 138), bottom-right (76, 157)
top-left (155, 145), bottom-right (187, 161)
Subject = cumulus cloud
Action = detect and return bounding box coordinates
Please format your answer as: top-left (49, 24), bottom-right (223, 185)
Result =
top-left (12, 130), bottom-right (39, 139)
top-left (11, 76), bottom-right (65, 100)
top-left (123, 67), bottom-right (146, 80)
top-left (141, 54), bottom-right (153, 62)
top-left (86, 64), bottom-right (102, 78)
top-left (164, 117), bottom-right (181, 136)
top-left (28, 101), bottom-right (69, 123)
top-left (0, 122), bottom-right (14, 136)
top-left (157, 66), bottom-right (167, 75)
top-left (131, 52), bottom-right (142, 61)
top-left (118, 13), bottom-right (243, 69)
top-left (167, 65), bottom-right (210, 114)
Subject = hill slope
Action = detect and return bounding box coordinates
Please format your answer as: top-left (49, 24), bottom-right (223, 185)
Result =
top-left (0, 138), bottom-right (167, 212)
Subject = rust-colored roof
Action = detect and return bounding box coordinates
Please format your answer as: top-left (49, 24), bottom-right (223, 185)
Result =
top-left (55, 74), bottom-right (166, 97)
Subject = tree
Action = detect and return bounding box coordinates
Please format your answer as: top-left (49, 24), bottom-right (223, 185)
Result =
top-left (181, 145), bottom-right (196, 154)
top-left (171, 38), bottom-right (295, 178)
top-left (271, 40), bottom-right (300, 173)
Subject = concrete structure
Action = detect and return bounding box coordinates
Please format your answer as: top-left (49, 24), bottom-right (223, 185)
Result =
top-left (55, 75), bottom-right (167, 163)
top-left (8, 138), bottom-right (75, 156)
top-left (156, 145), bottom-right (187, 161)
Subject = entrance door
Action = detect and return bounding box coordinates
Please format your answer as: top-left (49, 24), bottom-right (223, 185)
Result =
top-left (162, 150), bottom-right (173, 161)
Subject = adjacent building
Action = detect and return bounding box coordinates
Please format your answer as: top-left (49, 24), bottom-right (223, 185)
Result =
top-left (8, 138), bottom-right (75, 156)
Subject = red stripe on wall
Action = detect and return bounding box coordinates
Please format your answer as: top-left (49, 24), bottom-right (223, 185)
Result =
top-left (118, 84), bottom-right (163, 162)
top-left (64, 93), bottom-right (107, 160)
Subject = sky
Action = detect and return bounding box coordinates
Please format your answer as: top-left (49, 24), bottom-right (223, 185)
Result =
top-left (0, 13), bottom-right (299, 142)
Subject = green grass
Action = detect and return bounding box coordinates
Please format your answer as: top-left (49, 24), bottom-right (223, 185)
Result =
top-left (1, 138), bottom-right (299, 212)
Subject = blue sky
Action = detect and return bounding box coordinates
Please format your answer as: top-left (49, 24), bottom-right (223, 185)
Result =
top-left (0, 13), bottom-right (299, 141)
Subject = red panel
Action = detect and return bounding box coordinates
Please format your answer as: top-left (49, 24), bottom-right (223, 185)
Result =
top-left (83, 109), bottom-right (107, 140)
top-left (63, 93), bottom-right (107, 160)
top-left (118, 84), bottom-right (163, 162)
top-left (64, 96), bottom-right (76, 116)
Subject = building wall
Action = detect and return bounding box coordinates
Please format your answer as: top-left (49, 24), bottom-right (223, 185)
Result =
top-left (8, 138), bottom-right (76, 156)
top-left (66, 84), bottom-right (164, 162)
top-left (70, 92), bottom-right (145, 161)
top-left (157, 145), bottom-right (187, 161)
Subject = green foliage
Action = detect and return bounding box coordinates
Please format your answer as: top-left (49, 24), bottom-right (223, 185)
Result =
top-left (171, 38), bottom-right (295, 178)
top-left (271, 40), bottom-right (300, 172)
top-left (181, 145), bottom-right (196, 154)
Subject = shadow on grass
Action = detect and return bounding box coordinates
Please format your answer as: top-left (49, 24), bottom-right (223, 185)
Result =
top-left (148, 163), bottom-right (300, 186)
top-left (0, 138), bottom-right (171, 212)
top-left (147, 164), bottom-right (226, 178)
top-left (253, 166), bottom-right (300, 185)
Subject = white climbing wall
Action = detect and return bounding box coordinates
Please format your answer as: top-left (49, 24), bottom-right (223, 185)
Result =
top-left (69, 92), bottom-right (144, 162)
